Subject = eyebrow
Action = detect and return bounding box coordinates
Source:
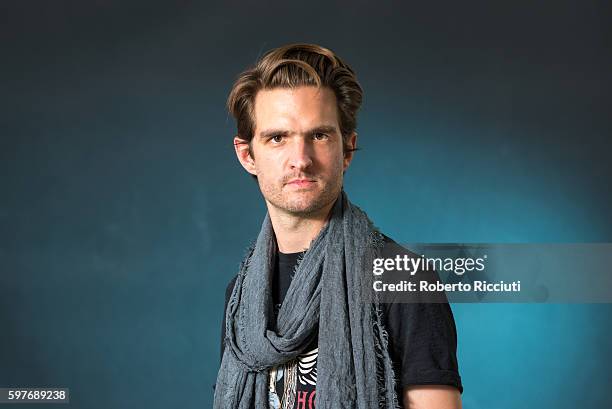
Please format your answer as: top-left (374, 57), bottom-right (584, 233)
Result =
top-left (259, 125), bottom-right (339, 139)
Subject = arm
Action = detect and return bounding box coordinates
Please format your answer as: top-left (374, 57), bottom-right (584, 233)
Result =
top-left (403, 385), bottom-right (462, 409)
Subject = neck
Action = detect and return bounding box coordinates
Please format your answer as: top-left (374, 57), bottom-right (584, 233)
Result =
top-left (267, 199), bottom-right (337, 254)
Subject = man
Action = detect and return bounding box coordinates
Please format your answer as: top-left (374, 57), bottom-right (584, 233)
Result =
top-left (215, 43), bottom-right (462, 409)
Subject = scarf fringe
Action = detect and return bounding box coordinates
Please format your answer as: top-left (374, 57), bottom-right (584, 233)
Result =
top-left (373, 302), bottom-right (402, 409)
top-left (370, 229), bottom-right (401, 409)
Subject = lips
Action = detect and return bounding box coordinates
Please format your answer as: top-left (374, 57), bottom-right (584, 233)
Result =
top-left (286, 178), bottom-right (316, 187)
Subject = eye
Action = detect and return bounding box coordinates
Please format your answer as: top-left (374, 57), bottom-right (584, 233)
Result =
top-left (313, 132), bottom-right (329, 141)
top-left (270, 135), bottom-right (284, 143)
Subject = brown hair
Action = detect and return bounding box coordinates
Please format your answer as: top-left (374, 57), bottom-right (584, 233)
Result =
top-left (227, 43), bottom-right (363, 153)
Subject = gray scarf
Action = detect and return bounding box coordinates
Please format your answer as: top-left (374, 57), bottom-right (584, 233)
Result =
top-left (214, 192), bottom-right (399, 409)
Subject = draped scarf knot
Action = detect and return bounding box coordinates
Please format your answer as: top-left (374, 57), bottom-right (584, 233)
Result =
top-left (214, 191), bottom-right (400, 409)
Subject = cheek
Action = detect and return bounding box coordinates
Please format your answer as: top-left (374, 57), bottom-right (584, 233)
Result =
top-left (330, 151), bottom-right (346, 174)
top-left (316, 144), bottom-right (343, 167)
top-left (254, 157), bottom-right (281, 184)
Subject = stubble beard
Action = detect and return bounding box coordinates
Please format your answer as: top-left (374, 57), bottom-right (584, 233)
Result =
top-left (260, 175), bottom-right (343, 217)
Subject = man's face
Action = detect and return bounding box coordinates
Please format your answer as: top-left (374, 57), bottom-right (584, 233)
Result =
top-left (237, 86), bottom-right (355, 217)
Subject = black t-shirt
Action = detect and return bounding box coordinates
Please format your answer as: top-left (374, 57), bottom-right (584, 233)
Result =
top-left (219, 236), bottom-right (463, 408)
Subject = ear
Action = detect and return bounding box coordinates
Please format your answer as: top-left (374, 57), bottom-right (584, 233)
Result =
top-left (343, 132), bottom-right (358, 171)
top-left (234, 136), bottom-right (257, 176)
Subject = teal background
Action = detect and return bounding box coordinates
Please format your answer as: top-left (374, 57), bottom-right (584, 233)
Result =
top-left (1, 1), bottom-right (611, 408)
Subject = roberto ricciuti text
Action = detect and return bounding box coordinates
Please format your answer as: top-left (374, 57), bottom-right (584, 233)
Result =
top-left (373, 280), bottom-right (521, 293)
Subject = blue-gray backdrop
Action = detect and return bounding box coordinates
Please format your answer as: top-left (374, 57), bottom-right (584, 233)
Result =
top-left (1, 1), bottom-right (611, 408)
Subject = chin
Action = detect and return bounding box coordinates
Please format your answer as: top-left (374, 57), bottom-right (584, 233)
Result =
top-left (281, 192), bottom-right (337, 215)
top-left (281, 201), bottom-right (321, 215)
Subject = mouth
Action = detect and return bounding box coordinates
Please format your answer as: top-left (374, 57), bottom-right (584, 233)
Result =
top-left (285, 178), bottom-right (317, 188)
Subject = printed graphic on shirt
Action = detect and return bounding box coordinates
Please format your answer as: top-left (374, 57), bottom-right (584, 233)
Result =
top-left (268, 346), bottom-right (318, 409)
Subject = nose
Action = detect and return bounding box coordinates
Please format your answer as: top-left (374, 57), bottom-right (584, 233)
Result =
top-left (287, 137), bottom-right (313, 171)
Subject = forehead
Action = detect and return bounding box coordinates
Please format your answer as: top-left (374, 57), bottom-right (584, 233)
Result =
top-left (253, 86), bottom-right (339, 131)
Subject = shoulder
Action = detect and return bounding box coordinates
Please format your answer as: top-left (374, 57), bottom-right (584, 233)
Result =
top-left (224, 275), bottom-right (238, 306)
top-left (380, 233), bottom-right (418, 258)
top-left (377, 233), bottom-right (447, 304)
